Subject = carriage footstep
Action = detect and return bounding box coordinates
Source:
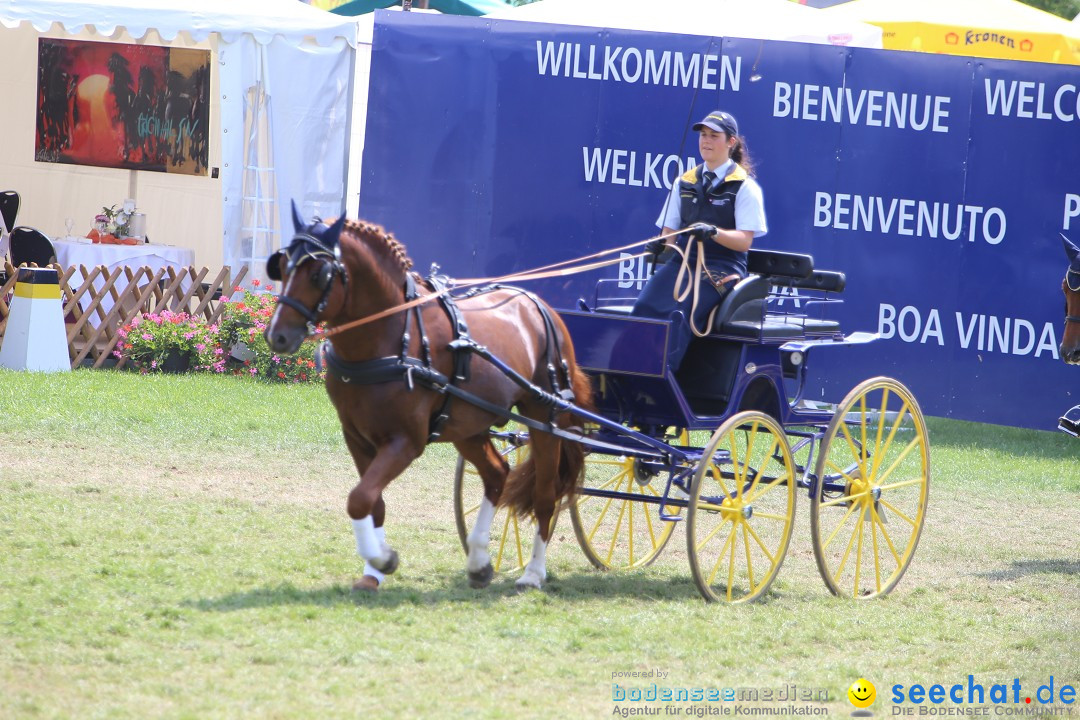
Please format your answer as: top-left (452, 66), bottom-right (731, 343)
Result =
top-left (352, 575), bottom-right (380, 593)
top-left (468, 563), bottom-right (495, 589)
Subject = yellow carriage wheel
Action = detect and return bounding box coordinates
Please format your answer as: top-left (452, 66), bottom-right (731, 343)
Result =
top-left (569, 429), bottom-right (687, 570)
top-left (810, 377), bottom-right (930, 599)
top-left (686, 412), bottom-right (796, 603)
top-left (453, 429), bottom-right (534, 574)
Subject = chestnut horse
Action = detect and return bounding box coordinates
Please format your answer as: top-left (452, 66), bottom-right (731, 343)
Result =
top-left (1061, 234), bottom-right (1080, 365)
top-left (264, 206), bottom-right (591, 591)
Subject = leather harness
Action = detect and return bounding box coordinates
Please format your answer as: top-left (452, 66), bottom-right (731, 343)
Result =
top-left (322, 272), bottom-right (578, 444)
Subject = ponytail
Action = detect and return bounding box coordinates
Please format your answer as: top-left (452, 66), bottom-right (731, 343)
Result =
top-left (730, 136), bottom-right (755, 177)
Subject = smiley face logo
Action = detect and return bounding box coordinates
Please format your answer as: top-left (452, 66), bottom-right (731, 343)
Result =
top-left (848, 678), bottom-right (876, 713)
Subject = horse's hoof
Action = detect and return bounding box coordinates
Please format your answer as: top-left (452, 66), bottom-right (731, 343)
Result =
top-left (352, 575), bottom-right (380, 593)
top-left (373, 549), bottom-right (399, 575)
top-left (468, 563), bottom-right (494, 589)
top-left (515, 572), bottom-right (544, 592)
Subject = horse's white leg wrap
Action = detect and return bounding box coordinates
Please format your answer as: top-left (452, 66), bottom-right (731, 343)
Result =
top-left (516, 529), bottom-right (548, 590)
top-left (466, 497), bottom-right (496, 573)
top-left (352, 516), bottom-right (391, 567)
top-left (363, 526), bottom-right (387, 583)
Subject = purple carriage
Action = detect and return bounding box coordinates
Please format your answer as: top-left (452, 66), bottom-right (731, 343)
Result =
top-left (454, 249), bottom-right (930, 603)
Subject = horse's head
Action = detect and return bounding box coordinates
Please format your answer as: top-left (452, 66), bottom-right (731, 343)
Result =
top-left (1061, 233), bottom-right (1080, 365)
top-left (265, 201), bottom-right (348, 354)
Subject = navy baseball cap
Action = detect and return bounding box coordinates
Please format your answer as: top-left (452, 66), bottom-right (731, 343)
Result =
top-left (693, 110), bottom-right (739, 137)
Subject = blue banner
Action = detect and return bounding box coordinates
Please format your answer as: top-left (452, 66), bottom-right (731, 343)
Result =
top-left (359, 12), bottom-right (1079, 430)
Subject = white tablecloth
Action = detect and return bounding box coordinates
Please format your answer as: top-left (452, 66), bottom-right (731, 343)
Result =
top-left (53, 239), bottom-right (197, 326)
top-left (53, 239), bottom-right (195, 274)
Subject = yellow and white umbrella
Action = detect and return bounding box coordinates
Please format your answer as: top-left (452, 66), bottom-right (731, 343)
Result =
top-left (822, 0), bottom-right (1080, 65)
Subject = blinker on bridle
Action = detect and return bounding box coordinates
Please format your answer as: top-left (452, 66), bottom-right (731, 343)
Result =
top-left (1066, 268), bottom-right (1080, 325)
top-left (268, 227), bottom-right (348, 334)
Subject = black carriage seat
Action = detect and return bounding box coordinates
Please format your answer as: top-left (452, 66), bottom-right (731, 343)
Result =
top-left (764, 270), bottom-right (847, 335)
top-left (708, 248), bottom-right (816, 339)
top-left (709, 275), bottom-right (803, 339)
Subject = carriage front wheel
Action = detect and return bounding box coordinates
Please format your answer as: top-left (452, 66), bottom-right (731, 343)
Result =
top-left (809, 376), bottom-right (930, 599)
top-left (569, 428), bottom-right (686, 571)
top-left (686, 411), bottom-right (797, 603)
top-left (453, 428), bottom-right (534, 574)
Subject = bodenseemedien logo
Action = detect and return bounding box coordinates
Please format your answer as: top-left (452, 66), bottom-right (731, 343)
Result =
top-left (848, 678), bottom-right (877, 717)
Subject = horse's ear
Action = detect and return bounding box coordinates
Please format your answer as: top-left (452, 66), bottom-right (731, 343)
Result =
top-left (326, 214), bottom-right (347, 249)
top-left (291, 200), bottom-right (306, 233)
top-left (1063, 233), bottom-right (1080, 266)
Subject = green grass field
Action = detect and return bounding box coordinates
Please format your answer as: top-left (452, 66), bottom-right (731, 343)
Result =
top-left (1, 369), bottom-right (1077, 719)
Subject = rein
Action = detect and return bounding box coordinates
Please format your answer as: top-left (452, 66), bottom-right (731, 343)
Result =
top-left (315, 230), bottom-right (686, 339)
top-left (668, 238), bottom-right (740, 338)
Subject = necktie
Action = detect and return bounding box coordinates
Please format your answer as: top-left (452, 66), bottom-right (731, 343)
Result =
top-left (701, 170), bottom-right (716, 195)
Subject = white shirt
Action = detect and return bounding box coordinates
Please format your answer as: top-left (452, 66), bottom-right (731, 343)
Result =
top-left (656, 159), bottom-right (768, 237)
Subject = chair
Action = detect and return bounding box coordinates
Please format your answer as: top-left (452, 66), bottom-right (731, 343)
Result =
top-left (0, 190), bottom-right (19, 234)
top-left (0, 191), bottom-right (17, 284)
top-left (10, 226), bottom-right (57, 268)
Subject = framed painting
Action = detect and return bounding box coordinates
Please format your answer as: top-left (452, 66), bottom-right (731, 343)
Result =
top-left (36, 38), bottom-right (211, 175)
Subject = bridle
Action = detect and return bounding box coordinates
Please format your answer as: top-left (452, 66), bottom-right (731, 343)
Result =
top-left (1065, 268), bottom-right (1080, 325)
top-left (268, 228), bottom-right (349, 335)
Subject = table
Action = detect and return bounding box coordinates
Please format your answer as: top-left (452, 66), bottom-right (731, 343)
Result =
top-left (52, 238), bottom-right (197, 327)
top-left (53, 238), bottom-right (195, 274)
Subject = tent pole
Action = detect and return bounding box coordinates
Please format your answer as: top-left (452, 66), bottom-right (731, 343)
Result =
top-left (342, 39), bottom-right (358, 216)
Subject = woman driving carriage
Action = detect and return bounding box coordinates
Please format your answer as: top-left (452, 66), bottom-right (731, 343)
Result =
top-left (632, 109), bottom-right (767, 369)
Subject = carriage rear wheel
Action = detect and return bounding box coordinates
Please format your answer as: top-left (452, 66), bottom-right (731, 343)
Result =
top-left (453, 428), bottom-right (534, 574)
top-left (809, 377), bottom-right (930, 599)
top-left (686, 411), bottom-right (796, 603)
top-left (569, 429), bottom-right (687, 571)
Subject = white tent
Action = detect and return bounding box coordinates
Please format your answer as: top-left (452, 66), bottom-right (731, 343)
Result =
top-left (0, 0), bottom-right (359, 282)
top-left (484, 0), bottom-right (884, 47)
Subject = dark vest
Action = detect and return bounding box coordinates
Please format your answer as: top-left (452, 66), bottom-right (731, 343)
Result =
top-left (677, 162), bottom-right (748, 272)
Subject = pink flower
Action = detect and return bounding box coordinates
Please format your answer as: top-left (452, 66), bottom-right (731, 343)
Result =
top-left (141, 333), bottom-right (153, 341)
top-left (195, 343), bottom-right (206, 351)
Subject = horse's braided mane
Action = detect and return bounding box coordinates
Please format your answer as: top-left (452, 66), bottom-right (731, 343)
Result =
top-left (343, 218), bottom-right (414, 272)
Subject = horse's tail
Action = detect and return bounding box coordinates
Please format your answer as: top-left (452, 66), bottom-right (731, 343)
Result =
top-left (499, 359), bottom-right (594, 519)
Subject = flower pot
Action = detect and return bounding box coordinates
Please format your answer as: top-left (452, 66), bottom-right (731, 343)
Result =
top-left (230, 342), bottom-right (256, 362)
top-left (159, 349), bottom-right (192, 373)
